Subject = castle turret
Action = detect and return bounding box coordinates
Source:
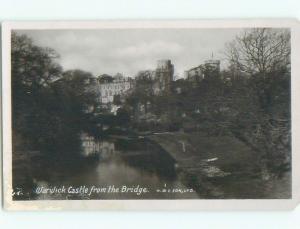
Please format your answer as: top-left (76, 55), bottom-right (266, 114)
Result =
top-left (155, 59), bottom-right (174, 93)
top-left (204, 59), bottom-right (220, 73)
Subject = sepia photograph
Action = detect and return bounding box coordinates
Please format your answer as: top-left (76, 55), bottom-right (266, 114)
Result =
top-left (2, 20), bottom-right (298, 210)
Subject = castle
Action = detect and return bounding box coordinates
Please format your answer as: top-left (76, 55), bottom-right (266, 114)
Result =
top-left (135, 59), bottom-right (174, 95)
top-left (184, 59), bottom-right (220, 85)
top-left (93, 58), bottom-right (220, 108)
top-left (95, 73), bottom-right (134, 104)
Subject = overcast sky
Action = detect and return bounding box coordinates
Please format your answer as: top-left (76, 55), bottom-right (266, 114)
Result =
top-left (17, 29), bottom-right (242, 79)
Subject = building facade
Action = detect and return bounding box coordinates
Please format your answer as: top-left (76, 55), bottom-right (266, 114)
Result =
top-left (96, 73), bottom-right (133, 104)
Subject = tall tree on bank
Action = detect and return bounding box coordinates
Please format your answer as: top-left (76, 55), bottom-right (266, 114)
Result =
top-left (225, 28), bottom-right (291, 174)
top-left (12, 33), bottom-right (98, 154)
top-left (52, 69), bottom-right (98, 139)
top-left (12, 32), bottom-right (63, 150)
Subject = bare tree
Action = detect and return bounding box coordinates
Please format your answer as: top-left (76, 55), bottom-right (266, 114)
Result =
top-left (225, 28), bottom-right (290, 76)
top-left (223, 29), bottom-right (291, 176)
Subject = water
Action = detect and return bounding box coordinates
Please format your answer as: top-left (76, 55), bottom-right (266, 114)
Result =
top-left (13, 133), bottom-right (291, 200)
top-left (30, 134), bottom-right (198, 200)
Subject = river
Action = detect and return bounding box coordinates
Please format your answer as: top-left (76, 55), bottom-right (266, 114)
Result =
top-left (28, 134), bottom-right (198, 200)
top-left (14, 133), bottom-right (290, 200)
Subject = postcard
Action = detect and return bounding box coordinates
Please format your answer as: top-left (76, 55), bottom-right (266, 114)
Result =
top-left (2, 19), bottom-right (300, 210)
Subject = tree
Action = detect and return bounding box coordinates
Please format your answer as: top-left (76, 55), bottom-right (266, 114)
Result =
top-left (225, 28), bottom-right (290, 76)
top-left (50, 69), bottom-right (100, 147)
top-left (224, 28), bottom-right (291, 175)
top-left (12, 32), bottom-right (63, 150)
top-left (12, 33), bottom-right (98, 154)
top-left (59, 69), bottom-right (97, 114)
top-left (115, 108), bottom-right (130, 126)
top-left (12, 32), bottom-right (62, 89)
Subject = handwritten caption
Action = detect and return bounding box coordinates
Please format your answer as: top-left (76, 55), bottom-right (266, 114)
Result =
top-left (13, 184), bottom-right (195, 197)
top-left (34, 185), bottom-right (148, 196)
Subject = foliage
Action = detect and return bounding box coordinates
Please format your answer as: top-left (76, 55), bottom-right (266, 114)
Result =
top-left (224, 29), bottom-right (291, 172)
top-left (12, 33), bottom-right (98, 155)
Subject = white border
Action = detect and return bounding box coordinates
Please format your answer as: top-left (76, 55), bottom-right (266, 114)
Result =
top-left (2, 19), bottom-right (300, 211)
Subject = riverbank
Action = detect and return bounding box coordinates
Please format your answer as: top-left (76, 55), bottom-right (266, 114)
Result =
top-left (147, 132), bottom-right (291, 198)
top-left (147, 132), bottom-right (258, 171)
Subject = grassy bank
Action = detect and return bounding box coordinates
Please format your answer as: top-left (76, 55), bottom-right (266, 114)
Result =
top-left (148, 132), bottom-right (291, 198)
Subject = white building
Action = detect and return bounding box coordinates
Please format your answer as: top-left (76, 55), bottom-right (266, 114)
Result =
top-left (96, 74), bottom-right (133, 104)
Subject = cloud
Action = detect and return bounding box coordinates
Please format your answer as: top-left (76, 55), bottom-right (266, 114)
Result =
top-left (113, 40), bottom-right (183, 59)
top-left (16, 29), bottom-right (241, 78)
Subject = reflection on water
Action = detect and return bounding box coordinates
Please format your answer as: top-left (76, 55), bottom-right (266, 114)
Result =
top-left (32, 133), bottom-right (198, 199)
top-left (80, 133), bottom-right (116, 159)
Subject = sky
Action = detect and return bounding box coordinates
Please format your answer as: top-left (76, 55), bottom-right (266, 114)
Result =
top-left (16, 28), bottom-right (242, 79)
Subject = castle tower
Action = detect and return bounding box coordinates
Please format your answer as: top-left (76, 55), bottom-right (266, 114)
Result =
top-left (155, 59), bottom-right (174, 93)
top-left (204, 59), bottom-right (221, 78)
